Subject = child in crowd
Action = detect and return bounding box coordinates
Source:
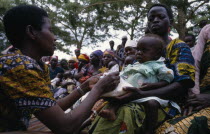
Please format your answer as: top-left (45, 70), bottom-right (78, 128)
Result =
top-left (51, 73), bottom-right (63, 93)
top-left (99, 34), bottom-right (178, 134)
top-left (123, 55), bottom-right (136, 67)
top-left (62, 71), bottom-right (76, 94)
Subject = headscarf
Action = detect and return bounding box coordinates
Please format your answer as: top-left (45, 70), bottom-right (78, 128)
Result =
top-left (78, 54), bottom-right (89, 62)
top-left (103, 49), bottom-right (115, 57)
top-left (125, 40), bottom-right (137, 48)
top-left (191, 24), bottom-right (210, 94)
top-left (92, 50), bottom-right (103, 58)
top-left (50, 55), bottom-right (58, 61)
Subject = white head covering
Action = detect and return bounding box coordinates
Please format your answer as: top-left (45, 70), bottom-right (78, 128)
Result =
top-left (125, 40), bottom-right (137, 48)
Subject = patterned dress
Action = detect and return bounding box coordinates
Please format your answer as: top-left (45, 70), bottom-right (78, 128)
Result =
top-left (90, 39), bottom-right (195, 134)
top-left (156, 40), bottom-right (210, 134)
top-left (0, 48), bottom-right (56, 132)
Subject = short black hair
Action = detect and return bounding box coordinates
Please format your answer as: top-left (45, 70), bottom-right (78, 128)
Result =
top-left (60, 59), bottom-right (68, 64)
top-left (3, 5), bottom-right (48, 48)
top-left (148, 4), bottom-right (173, 24)
top-left (199, 20), bottom-right (208, 28)
top-left (139, 34), bottom-right (165, 58)
top-left (185, 34), bottom-right (196, 41)
top-left (139, 33), bottom-right (165, 49)
top-left (109, 40), bottom-right (114, 44)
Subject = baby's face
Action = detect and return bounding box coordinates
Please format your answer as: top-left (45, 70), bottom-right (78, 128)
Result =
top-left (136, 37), bottom-right (161, 63)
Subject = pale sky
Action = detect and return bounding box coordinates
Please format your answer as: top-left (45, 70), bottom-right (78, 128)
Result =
top-left (53, 31), bottom-right (179, 60)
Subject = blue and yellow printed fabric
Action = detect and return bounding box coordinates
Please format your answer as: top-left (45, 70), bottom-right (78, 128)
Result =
top-left (0, 48), bottom-right (56, 132)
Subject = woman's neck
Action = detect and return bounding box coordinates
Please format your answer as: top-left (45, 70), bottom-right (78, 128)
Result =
top-left (20, 41), bottom-right (42, 62)
top-left (161, 34), bottom-right (170, 46)
top-left (21, 47), bottom-right (41, 62)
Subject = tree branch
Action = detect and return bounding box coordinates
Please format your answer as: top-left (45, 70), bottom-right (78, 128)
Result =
top-left (60, 21), bottom-right (75, 35)
top-left (81, 0), bottom-right (144, 13)
top-left (185, 1), bottom-right (208, 24)
top-left (78, 13), bottom-right (90, 49)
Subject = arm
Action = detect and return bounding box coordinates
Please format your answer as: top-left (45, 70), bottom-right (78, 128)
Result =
top-left (140, 81), bottom-right (169, 91)
top-left (117, 81), bottom-right (184, 103)
top-left (139, 81), bottom-right (185, 99)
top-left (57, 76), bottom-right (97, 111)
top-left (35, 72), bottom-right (120, 134)
top-left (35, 87), bottom-right (102, 134)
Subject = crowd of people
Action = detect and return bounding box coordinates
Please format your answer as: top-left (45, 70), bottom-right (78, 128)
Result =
top-left (0, 3), bottom-right (210, 134)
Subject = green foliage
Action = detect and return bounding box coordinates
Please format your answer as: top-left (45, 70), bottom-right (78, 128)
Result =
top-left (0, 0), bottom-right (27, 52)
top-left (0, 0), bottom-right (210, 53)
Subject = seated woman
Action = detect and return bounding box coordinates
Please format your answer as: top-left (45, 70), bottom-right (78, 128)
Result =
top-left (90, 4), bottom-right (195, 134)
top-left (98, 49), bottom-right (117, 73)
top-left (49, 56), bottom-right (64, 80)
top-left (99, 34), bottom-right (177, 134)
top-left (74, 54), bottom-right (90, 83)
top-left (0, 5), bottom-right (120, 133)
top-left (88, 50), bottom-right (103, 76)
top-left (156, 24), bottom-right (210, 134)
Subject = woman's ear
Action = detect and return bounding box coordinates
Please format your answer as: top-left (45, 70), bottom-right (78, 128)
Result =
top-left (25, 25), bottom-right (38, 40)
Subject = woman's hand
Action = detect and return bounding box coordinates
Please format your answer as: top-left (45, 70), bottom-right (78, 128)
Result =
top-left (184, 94), bottom-right (210, 115)
top-left (93, 72), bottom-right (120, 94)
top-left (80, 74), bottom-right (102, 93)
top-left (115, 87), bottom-right (143, 103)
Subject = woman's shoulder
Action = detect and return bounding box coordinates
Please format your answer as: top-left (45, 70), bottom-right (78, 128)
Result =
top-left (168, 39), bottom-right (188, 48)
top-left (0, 50), bottom-right (46, 74)
top-left (166, 39), bottom-right (192, 59)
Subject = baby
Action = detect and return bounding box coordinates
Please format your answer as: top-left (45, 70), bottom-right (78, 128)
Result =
top-left (100, 34), bottom-right (178, 134)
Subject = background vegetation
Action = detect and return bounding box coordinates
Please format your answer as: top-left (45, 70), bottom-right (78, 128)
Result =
top-left (0, 0), bottom-right (209, 54)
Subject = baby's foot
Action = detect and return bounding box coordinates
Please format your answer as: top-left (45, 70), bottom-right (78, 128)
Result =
top-left (99, 109), bottom-right (116, 121)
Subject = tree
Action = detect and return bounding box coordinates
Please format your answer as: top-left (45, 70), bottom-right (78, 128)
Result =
top-left (0, 0), bottom-right (30, 52)
top-left (158, 0), bottom-right (209, 39)
top-left (36, 0), bottom-right (114, 54)
top-left (1, 0), bottom-right (209, 53)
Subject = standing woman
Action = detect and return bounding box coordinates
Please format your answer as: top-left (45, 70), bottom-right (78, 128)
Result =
top-left (90, 4), bottom-right (195, 134)
top-left (0, 5), bottom-right (120, 133)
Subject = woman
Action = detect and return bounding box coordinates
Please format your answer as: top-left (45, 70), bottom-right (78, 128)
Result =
top-left (124, 40), bottom-right (137, 57)
top-left (0, 5), bottom-right (120, 133)
top-left (49, 56), bottom-right (64, 79)
top-left (60, 59), bottom-right (69, 71)
top-left (156, 24), bottom-right (210, 134)
top-left (90, 4), bottom-right (195, 134)
top-left (88, 50), bottom-right (103, 75)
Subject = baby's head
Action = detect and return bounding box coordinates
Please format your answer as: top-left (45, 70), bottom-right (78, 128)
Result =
top-left (63, 71), bottom-right (72, 79)
top-left (136, 34), bottom-right (164, 63)
top-left (108, 61), bottom-right (117, 70)
top-left (56, 73), bottom-right (63, 79)
top-left (124, 55), bottom-right (136, 66)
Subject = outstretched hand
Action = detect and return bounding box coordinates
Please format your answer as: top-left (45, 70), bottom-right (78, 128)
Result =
top-left (94, 72), bottom-right (120, 94)
top-left (81, 74), bottom-right (103, 93)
